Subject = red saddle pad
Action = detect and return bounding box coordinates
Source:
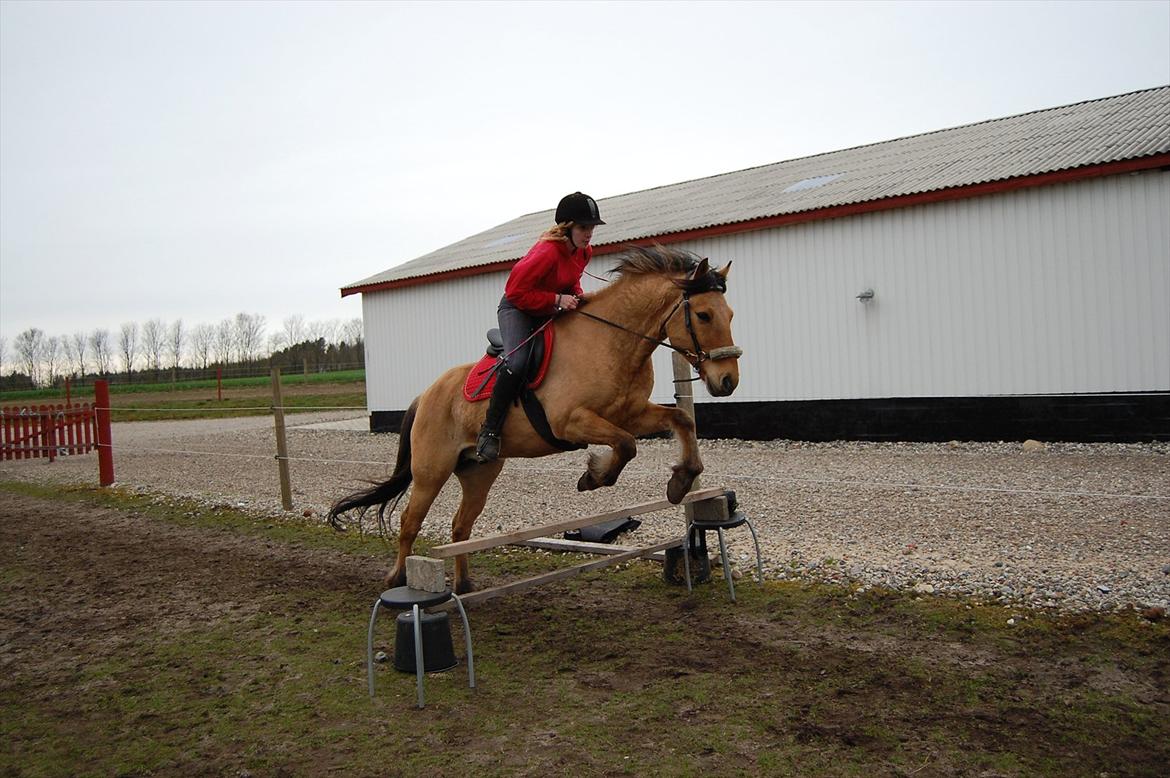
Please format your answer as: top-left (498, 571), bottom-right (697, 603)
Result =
top-left (462, 325), bottom-right (555, 402)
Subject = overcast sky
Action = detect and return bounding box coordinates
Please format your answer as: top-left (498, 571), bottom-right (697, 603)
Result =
top-left (1, 0), bottom-right (1168, 351)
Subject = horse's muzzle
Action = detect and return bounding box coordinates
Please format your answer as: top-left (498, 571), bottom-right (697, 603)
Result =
top-left (704, 370), bottom-right (739, 397)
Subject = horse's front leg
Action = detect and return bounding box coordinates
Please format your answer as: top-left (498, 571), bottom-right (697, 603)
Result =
top-left (561, 409), bottom-right (639, 492)
top-left (626, 403), bottom-right (703, 504)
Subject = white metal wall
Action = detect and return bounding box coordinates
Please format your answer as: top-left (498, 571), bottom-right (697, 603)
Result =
top-left (362, 262), bottom-right (611, 413)
top-left (364, 169), bottom-right (1170, 412)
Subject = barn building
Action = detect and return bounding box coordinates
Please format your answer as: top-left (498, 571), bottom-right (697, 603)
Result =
top-left (343, 86), bottom-right (1170, 442)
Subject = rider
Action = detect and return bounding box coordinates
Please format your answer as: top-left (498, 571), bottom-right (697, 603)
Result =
top-left (474, 191), bottom-right (605, 462)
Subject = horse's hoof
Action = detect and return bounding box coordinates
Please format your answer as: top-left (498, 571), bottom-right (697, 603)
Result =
top-left (667, 473), bottom-right (694, 504)
top-left (577, 472), bottom-right (595, 492)
top-left (383, 568), bottom-right (406, 589)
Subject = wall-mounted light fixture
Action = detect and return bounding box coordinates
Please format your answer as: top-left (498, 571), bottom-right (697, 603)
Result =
top-left (856, 288), bottom-right (875, 302)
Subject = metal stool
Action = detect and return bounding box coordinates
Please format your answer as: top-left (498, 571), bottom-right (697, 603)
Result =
top-left (366, 586), bottom-right (475, 708)
top-left (682, 491), bottom-right (763, 602)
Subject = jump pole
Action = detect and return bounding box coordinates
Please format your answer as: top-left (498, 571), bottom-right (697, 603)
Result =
top-left (411, 487), bottom-right (726, 607)
top-left (671, 352), bottom-right (700, 523)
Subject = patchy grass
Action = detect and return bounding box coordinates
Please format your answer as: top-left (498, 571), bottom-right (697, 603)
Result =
top-left (2, 481), bottom-right (1168, 777)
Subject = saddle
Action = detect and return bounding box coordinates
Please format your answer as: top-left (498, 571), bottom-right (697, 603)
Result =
top-left (462, 326), bottom-right (555, 402)
top-left (462, 326), bottom-right (583, 452)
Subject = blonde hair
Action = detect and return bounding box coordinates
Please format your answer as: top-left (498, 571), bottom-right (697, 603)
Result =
top-left (539, 222), bottom-right (573, 242)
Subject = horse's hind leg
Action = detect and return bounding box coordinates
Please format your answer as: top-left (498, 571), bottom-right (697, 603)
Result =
top-left (384, 471), bottom-right (448, 588)
top-left (451, 459), bottom-right (505, 594)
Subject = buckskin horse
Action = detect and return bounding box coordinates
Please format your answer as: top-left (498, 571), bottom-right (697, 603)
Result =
top-left (329, 244), bottom-right (742, 594)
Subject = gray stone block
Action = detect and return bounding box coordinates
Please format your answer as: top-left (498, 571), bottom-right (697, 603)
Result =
top-left (406, 556), bottom-right (447, 593)
top-left (691, 495), bottom-right (730, 523)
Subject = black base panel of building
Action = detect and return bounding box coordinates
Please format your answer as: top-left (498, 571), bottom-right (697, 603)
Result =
top-left (371, 409), bottom-right (408, 434)
top-left (371, 393), bottom-right (1170, 443)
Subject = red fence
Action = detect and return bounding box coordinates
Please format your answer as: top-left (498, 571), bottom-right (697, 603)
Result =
top-left (0, 380), bottom-right (114, 486)
top-left (0, 402), bottom-right (96, 461)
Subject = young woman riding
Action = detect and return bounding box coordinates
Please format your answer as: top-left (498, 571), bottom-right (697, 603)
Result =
top-left (474, 191), bottom-right (605, 462)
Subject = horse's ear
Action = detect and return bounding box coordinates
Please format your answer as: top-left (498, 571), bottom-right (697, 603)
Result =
top-left (716, 261), bottom-right (732, 280)
top-left (692, 257), bottom-right (710, 279)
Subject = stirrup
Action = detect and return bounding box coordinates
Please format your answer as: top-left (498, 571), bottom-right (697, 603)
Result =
top-left (474, 431), bottom-right (501, 462)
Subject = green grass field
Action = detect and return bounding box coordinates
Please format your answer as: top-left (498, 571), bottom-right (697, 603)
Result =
top-left (0, 369), bottom-right (366, 402)
top-left (1, 370), bottom-right (367, 421)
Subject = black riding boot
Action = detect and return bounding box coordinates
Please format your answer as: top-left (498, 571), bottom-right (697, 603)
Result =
top-left (475, 367), bottom-right (523, 462)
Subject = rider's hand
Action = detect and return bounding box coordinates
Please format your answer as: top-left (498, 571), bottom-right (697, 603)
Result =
top-left (556, 294), bottom-right (580, 311)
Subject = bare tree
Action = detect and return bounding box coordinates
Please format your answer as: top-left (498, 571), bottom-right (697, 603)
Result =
top-left (62, 336), bottom-right (79, 378)
top-left (234, 312), bottom-right (266, 361)
top-left (340, 317), bottom-right (363, 346)
top-left (14, 328), bottom-right (45, 385)
top-left (90, 329), bottom-right (112, 375)
top-left (71, 332), bottom-right (88, 377)
top-left (43, 336), bottom-right (61, 385)
top-left (0, 335), bottom-right (7, 376)
top-left (119, 322), bottom-right (138, 380)
top-left (307, 318), bottom-right (339, 345)
top-left (142, 318), bottom-right (166, 375)
top-left (281, 315), bottom-right (307, 348)
top-left (191, 323), bottom-right (213, 369)
top-left (213, 319), bottom-right (234, 365)
top-left (168, 319), bottom-right (185, 370)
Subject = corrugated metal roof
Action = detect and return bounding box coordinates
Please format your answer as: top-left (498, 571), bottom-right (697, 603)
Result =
top-left (344, 86), bottom-right (1170, 293)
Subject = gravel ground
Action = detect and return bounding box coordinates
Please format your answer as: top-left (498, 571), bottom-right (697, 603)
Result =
top-left (3, 410), bottom-right (1167, 613)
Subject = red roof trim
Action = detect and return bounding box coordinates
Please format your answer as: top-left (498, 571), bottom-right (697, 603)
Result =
top-left (341, 154), bottom-right (1170, 298)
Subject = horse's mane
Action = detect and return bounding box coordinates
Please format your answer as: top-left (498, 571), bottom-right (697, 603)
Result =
top-left (607, 244), bottom-right (725, 294)
top-left (608, 244), bottom-right (700, 278)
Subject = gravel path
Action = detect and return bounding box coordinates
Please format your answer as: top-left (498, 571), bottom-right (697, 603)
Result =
top-left (3, 411), bottom-right (1167, 612)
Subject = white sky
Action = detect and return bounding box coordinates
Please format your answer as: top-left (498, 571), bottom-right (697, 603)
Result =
top-left (1, 0), bottom-right (1168, 349)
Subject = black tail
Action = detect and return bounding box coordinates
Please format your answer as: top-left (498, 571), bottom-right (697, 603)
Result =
top-left (327, 398), bottom-right (418, 529)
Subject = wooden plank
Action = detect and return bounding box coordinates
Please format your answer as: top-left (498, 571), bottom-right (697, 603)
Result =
top-left (448, 538), bottom-right (681, 607)
top-left (514, 536), bottom-right (673, 561)
top-left (429, 487), bottom-right (724, 559)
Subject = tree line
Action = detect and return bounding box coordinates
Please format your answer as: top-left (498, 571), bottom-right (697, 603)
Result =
top-left (0, 314), bottom-right (364, 390)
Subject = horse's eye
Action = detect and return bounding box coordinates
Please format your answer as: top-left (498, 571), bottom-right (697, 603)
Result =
top-left (697, 312), bottom-right (712, 323)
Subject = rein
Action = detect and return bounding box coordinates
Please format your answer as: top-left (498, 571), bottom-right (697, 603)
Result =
top-left (569, 291), bottom-right (743, 369)
top-left (573, 306), bottom-right (698, 363)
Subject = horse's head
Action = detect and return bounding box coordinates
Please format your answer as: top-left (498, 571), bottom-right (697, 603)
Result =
top-left (666, 258), bottom-right (741, 397)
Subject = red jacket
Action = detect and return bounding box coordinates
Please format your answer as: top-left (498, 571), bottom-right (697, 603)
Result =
top-left (504, 239), bottom-right (591, 315)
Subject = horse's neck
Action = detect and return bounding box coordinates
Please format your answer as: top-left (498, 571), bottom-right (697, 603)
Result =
top-left (570, 275), bottom-right (677, 364)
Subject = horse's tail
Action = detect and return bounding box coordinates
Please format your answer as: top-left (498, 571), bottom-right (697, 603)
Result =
top-left (327, 397), bottom-right (418, 530)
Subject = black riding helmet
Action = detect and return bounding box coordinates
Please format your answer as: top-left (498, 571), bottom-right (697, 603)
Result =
top-left (555, 192), bottom-right (606, 226)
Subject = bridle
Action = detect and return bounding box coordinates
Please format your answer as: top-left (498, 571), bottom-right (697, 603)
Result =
top-left (570, 279), bottom-right (744, 370)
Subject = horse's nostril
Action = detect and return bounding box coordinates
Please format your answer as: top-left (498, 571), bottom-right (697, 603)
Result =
top-left (721, 375), bottom-right (733, 394)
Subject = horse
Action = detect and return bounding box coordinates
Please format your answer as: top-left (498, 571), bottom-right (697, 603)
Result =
top-left (328, 244), bottom-right (742, 594)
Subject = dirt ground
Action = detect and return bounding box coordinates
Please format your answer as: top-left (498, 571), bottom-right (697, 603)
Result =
top-left (3, 488), bottom-right (1168, 777)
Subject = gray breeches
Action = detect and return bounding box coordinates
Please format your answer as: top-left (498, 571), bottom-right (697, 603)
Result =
top-left (497, 296), bottom-right (539, 375)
